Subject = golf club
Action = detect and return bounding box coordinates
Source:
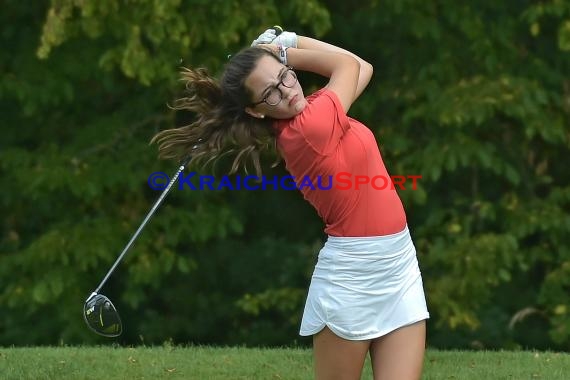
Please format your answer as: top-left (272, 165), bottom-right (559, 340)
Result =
top-left (83, 155), bottom-right (192, 337)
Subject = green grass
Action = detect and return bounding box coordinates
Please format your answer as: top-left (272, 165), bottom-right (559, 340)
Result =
top-left (0, 346), bottom-right (568, 379)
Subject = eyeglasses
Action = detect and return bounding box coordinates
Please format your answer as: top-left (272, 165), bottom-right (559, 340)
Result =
top-left (251, 67), bottom-right (297, 107)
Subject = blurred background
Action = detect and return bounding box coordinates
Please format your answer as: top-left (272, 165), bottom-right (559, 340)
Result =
top-left (1, 0), bottom-right (569, 350)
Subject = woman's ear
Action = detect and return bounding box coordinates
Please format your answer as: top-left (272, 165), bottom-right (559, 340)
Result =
top-left (245, 107), bottom-right (265, 119)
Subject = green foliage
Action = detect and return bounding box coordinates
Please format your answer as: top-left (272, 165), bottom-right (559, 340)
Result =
top-left (348, 0), bottom-right (570, 349)
top-left (1, 0), bottom-right (569, 350)
top-left (36, 0), bottom-right (331, 84)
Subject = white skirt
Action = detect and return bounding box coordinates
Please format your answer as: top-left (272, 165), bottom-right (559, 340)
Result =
top-left (300, 225), bottom-right (429, 340)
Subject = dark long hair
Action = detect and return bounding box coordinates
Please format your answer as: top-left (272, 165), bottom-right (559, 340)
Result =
top-left (151, 47), bottom-right (280, 175)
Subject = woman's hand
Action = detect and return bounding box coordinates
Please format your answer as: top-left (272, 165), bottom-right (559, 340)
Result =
top-left (251, 27), bottom-right (298, 48)
top-left (251, 29), bottom-right (277, 46)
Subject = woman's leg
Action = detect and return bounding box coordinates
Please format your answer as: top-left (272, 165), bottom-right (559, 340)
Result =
top-left (369, 320), bottom-right (426, 380)
top-left (313, 327), bottom-right (371, 380)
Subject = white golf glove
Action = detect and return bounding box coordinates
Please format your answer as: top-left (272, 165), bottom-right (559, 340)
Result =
top-left (251, 29), bottom-right (277, 46)
top-left (251, 27), bottom-right (298, 48)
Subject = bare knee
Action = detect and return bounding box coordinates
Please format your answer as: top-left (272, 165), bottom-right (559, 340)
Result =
top-left (313, 327), bottom-right (371, 380)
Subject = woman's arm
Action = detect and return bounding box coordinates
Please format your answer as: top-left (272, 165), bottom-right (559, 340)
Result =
top-left (296, 36), bottom-right (373, 101)
top-left (255, 29), bottom-right (372, 112)
top-left (286, 47), bottom-right (360, 113)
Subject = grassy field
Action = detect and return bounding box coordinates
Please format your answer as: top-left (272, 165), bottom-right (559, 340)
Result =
top-left (0, 346), bottom-right (568, 379)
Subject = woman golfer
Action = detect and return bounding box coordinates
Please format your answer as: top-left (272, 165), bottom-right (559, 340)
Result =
top-left (153, 27), bottom-right (429, 380)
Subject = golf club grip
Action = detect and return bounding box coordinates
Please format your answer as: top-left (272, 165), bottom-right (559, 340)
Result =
top-left (272, 25), bottom-right (283, 35)
top-left (92, 160), bottom-right (188, 294)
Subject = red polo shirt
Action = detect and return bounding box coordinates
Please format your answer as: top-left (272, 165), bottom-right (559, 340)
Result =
top-left (273, 88), bottom-right (407, 237)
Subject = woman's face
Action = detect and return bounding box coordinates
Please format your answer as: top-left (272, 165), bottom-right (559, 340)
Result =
top-left (244, 55), bottom-right (307, 120)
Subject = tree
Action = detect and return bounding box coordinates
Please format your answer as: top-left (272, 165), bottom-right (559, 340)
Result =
top-left (1, 0), bottom-right (569, 349)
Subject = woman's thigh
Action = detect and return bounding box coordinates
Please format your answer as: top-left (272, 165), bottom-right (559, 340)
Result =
top-left (313, 327), bottom-right (371, 380)
top-left (369, 320), bottom-right (426, 380)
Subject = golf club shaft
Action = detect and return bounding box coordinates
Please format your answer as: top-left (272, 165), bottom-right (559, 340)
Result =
top-left (93, 158), bottom-right (190, 294)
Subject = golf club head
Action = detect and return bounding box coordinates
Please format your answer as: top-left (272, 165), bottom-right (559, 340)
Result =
top-left (83, 292), bottom-right (122, 337)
